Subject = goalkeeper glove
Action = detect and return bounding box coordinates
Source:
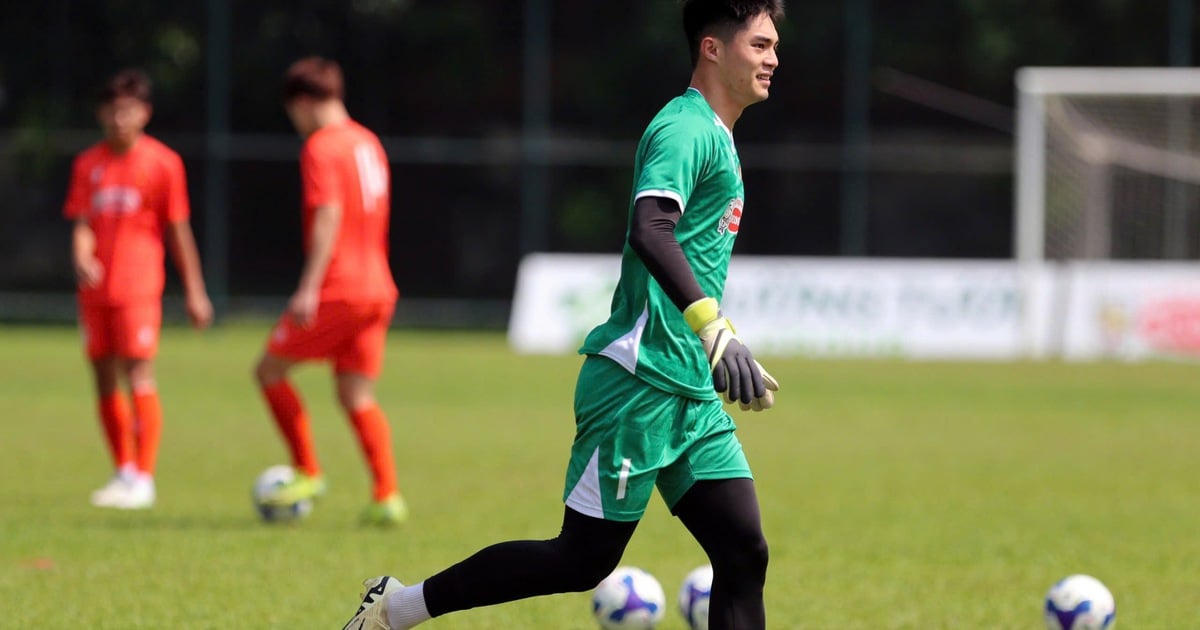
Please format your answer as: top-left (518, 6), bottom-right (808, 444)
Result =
top-left (683, 297), bottom-right (779, 411)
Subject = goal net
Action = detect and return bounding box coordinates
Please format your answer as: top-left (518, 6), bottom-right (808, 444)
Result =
top-left (1015, 67), bottom-right (1200, 262)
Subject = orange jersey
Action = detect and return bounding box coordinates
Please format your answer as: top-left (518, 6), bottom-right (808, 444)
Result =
top-left (300, 120), bottom-right (397, 303)
top-left (63, 136), bottom-right (190, 306)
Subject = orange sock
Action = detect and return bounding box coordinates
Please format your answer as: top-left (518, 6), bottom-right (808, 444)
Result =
top-left (98, 392), bottom-right (134, 470)
top-left (348, 404), bottom-right (398, 500)
top-left (261, 381), bottom-right (320, 477)
top-left (132, 387), bottom-right (163, 476)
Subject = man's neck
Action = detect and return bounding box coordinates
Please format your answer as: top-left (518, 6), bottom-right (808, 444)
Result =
top-left (106, 134), bottom-right (141, 154)
top-left (312, 101), bottom-right (351, 131)
top-left (688, 73), bottom-right (743, 130)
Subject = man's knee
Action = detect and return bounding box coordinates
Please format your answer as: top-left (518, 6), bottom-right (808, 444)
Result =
top-left (125, 359), bottom-right (156, 392)
top-left (90, 357), bottom-right (122, 394)
top-left (254, 355), bottom-right (287, 386)
top-left (556, 541), bottom-right (624, 591)
top-left (745, 533), bottom-right (769, 577)
top-left (716, 531), bottom-right (769, 584)
top-left (553, 523), bottom-right (630, 590)
top-left (335, 373), bottom-right (375, 411)
top-left (551, 509), bottom-right (637, 591)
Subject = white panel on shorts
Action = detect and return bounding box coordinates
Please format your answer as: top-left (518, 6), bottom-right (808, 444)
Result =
top-left (564, 447), bottom-right (605, 519)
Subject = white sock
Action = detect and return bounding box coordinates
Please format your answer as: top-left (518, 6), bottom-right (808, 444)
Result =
top-left (135, 473), bottom-right (155, 494)
top-left (117, 463), bottom-right (138, 483)
top-left (385, 581), bottom-right (431, 630)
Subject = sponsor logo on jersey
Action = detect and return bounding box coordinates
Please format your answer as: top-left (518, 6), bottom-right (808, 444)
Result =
top-left (90, 186), bottom-right (142, 216)
top-left (717, 198), bottom-right (744, 235)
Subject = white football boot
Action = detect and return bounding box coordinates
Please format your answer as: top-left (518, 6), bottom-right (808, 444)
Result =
top-left (90, 476), bottom-right (155, 509)
top-left (342, 576), bottom-right (404, 630)
top-left (90, 476), bottom-right (131, 507)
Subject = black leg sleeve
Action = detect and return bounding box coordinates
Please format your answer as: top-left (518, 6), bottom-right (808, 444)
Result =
top-left (673, 478), bottom-right (770, 630)
top-left (422, 507), bottom-right (638, 618)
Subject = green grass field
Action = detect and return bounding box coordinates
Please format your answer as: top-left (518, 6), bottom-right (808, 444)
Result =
top-left (1, 323), bottom-right (1198, 628)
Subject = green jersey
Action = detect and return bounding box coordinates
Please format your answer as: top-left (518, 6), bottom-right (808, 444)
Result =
top-left (580, 88), bottom-right (746, 400)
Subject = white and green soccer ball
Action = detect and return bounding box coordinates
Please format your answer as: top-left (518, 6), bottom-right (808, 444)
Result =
top-left (251, 465), bottom-right (313, 524)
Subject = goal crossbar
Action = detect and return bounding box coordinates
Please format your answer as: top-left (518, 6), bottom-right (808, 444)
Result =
top-left (1017, 67), bottom-right (1200, 96)
top-left (1015, 67), bottom-right (1200, 263)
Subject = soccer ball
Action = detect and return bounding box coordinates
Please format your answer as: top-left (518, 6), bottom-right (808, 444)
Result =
top-left (251, 465), bottom-right (313, 523)
top-left (677, 564), bottom-right (713, 630)
top-left (1044, 574), bottom-right (1116, 630)
top-left (592, 566), bottom-right (666, 629)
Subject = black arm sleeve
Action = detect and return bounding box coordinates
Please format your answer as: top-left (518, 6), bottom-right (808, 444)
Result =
top-left (627, 196), bottom-right (706, 312)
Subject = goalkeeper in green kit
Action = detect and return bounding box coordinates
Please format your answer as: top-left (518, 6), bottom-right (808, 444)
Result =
top-left (343, 1), bottom-right (783, 628)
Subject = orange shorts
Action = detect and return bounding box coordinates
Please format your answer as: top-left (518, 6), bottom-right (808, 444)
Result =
top-left (79, 301), bottom-right (162, 361)
top-left (265, 301), bottom-right (395, 378)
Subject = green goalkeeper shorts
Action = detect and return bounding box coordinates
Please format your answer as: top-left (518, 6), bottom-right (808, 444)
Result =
top-left (562, 355), bottom-right (752, 522)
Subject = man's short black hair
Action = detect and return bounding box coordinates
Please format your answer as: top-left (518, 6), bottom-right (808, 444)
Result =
top-left (282, 56), bottom-right (345, 103)
top-left (682, 0), bottom-right (785, 67)
top-left (98, 68), bottom-right (152, 105)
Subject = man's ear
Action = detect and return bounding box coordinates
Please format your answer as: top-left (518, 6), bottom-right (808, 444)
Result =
top-left (700, 35), bottom-right (722, 63)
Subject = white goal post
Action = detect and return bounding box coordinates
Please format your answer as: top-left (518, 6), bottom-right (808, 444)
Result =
top-left (1014, 67), bottom-right (1200, 263)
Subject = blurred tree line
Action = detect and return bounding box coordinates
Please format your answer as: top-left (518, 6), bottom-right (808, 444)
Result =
top-left (0, 0), bottom-right (1194, 310)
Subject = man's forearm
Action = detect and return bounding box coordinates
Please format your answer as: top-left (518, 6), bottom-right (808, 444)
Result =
top-left (166, 221), bottom-right (207, 295)
top-left (628, 195), bottom-right (706, 311)
top-left (298, 203), bottom-right (341, 293)
top-left (72, 220), bottom-right (95, 263)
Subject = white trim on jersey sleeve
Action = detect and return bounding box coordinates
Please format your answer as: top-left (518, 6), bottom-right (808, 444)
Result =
top-left (634, 189), bottom-right (685, 214)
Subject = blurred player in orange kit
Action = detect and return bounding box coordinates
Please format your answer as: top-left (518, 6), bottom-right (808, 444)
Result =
top-left (253, 56), bottom-right (405, 526)
top-left (63, 68), bottom-right (213, 510)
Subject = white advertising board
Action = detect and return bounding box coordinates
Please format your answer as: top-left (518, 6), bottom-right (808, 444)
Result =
top-left (1059, 262), bottom-right (1200, 360)
top-left (508, 254), bottom-right (1057, 359)
top-left (508, 254), bottom-right (622, 354)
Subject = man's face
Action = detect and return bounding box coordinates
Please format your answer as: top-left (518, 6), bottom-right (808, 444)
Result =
top-left (97, 96), bottom-right (151, 148)
top-left (717, 12), bottom-right (780, 107)
top-left (285, 98), bottom-right (317, 138)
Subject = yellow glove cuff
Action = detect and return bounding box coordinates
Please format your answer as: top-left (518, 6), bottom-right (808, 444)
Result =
top-left (683, 297), bottom-right (721, 333)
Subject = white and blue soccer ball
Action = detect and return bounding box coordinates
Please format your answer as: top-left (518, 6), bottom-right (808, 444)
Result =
top-left (678, 564), bottom-right (713, 630)
top-left (592, 566), bottom-right (666, 629)
top-left (251, 465), bottom-right (313, 523)
top-left (1044, 574), bottom-right (1116, 630)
